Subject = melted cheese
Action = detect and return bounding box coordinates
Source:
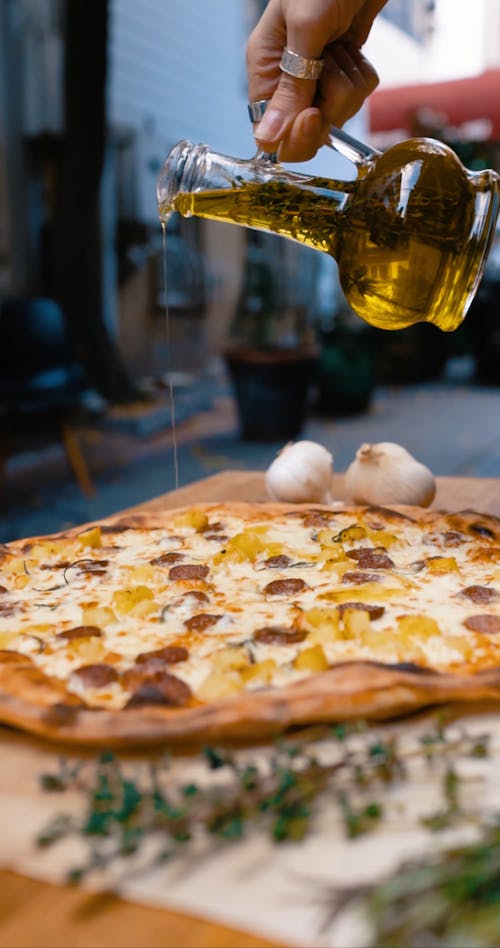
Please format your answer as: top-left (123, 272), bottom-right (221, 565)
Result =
top-left (1, 506), bottom-right (499, 709)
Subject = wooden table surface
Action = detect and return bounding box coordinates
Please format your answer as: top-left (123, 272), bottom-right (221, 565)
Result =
top-left (2, 469), bottom-right (500, 948)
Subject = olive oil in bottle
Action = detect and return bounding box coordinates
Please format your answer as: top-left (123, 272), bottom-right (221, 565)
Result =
top-left (158, 137), bottom-right (499, 332)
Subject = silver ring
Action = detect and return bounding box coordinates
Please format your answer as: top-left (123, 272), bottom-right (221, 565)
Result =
top-left (247, 100), bottom-right (269, 123)
top-left (280, 47), bottom-right (325, 81)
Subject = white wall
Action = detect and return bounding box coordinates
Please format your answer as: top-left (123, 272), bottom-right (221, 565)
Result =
top-left (108, 0), bottom-right (368, 221)
top-left (107, 0), bottom-right (367, 349)
top-left (483, 0), bottom-right (500, 68)
top-left (365, 0), bottom-right (499, 89)
top-left (109, 0), bottom-right (255, 156)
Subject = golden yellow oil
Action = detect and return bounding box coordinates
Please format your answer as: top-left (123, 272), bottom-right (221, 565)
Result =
top-left (159, 141), bottom-right (497, 332)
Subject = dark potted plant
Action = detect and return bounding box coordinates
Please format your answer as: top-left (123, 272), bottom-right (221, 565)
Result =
top-left (224, 231), bottom-right (319, 442)
top-left (314, 300), bottom-right (378, 417)
top-left (462, 220), bottom-right (500, 384)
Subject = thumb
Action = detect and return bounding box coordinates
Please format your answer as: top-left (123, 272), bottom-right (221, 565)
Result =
top-left (247, 0), bottom-right (329, 150)
top-left (254, 70), bottom-right (319, 149)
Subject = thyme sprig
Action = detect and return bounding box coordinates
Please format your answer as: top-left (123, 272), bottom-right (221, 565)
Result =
top-left (315, 818), bottom-right (500, 948)
top-left (369, 827), bottom-right (500, 948)
top-left (36, 720), bottom-right (489, 884)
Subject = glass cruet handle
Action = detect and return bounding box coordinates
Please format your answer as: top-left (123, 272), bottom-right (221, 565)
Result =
top-left (249, 100), bottom-right (380, 167)
top-left (326, 126), bottom-right (381, 166)
top-left (255, 147), bottom-right (279, 163)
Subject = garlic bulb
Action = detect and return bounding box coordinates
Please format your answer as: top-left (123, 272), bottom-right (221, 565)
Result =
top-left (345, 442), bottom-right (436, 507)
top-left (266, 440), bottom-right (334, 504)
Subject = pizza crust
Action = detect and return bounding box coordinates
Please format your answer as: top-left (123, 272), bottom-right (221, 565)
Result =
top-left (2, 658), bottom-right (500, 748)
top-left (2, 501), bottom-right (500, 747)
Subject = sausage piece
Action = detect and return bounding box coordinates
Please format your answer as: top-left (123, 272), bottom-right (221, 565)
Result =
top-left (464, 614), bottom-right (500, 634)
top-left (263, 578), bottom-right (307, 596)
top-left (168, 564), bottom-right (210, 581)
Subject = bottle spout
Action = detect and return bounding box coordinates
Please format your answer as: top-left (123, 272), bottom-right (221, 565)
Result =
top-left (157, 140), bottom-right (208, 222)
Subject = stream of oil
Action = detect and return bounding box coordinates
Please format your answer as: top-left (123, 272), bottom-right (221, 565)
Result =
top-left (161, 223), bottom-right (179, 490)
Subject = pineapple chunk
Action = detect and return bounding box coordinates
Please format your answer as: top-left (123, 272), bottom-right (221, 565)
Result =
top-left (224, 532), bottom-right (282, 562)
top-left (128, 564), bottom-right (158, 584)
top-left (112, 585), bottom-right (153, 614)
top-left (316, 524), bottom-right (366, 547)
top-left (240, 658), bottom-right (277, 685)
top-left (366, 528), bottom-right (399, 548)
top-left (342, 608), bottom-right (371, 639)
top-left (303, 608), bottom-right (340, 644)
top-left (173, 509), bottom-right (209, 531)
top-left (426, 556), bottom-right (459, 574)
top-left (24, 623), bottom-right (53, 635)
top-left (361, 626), bottom-right (402, 655)
top-left (78, 527), bottom-right (102, 550)
top-left (307, 625), bottom-right (340, 645)
top-left (197, 671), bottom-right (242, 701)
top-left (316, 528), bottom-right (345, 549)
top-left (0, 631), bottom-right (19, 648)
top-left (29, 540), bottom-right (67, 562)
top-left (129, 599), bottom-right (159, 619)
top-left (320, 583), bottom-right (401, 604)
top-left (5, 557), bottom-right (29, 575)
top-left (443, 634), bottom-right (475, 660)
top-left (294, 644), bottom-right (328, 672)
top-left (70, 637), bottom-right (105, 662)
top-left (81, 605), bottom-right (117, 627)
top-left (11, 574), bottom-right (30, 589)
top-left (396, 614), bottom-right (441, 639)
top-left (212, 645), bottom-right (251, 672)
top-left (303, 607), bottom-right (340, 629)
top-left (318, 548), bottom-right (349, 565)
top-left (337, 524), bottom-right (366, 544)
top-left (226, 532), bottom-right (266, 560)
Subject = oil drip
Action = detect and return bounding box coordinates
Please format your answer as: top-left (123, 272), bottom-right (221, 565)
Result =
top-left (161, 222), bottom-right (179, 490)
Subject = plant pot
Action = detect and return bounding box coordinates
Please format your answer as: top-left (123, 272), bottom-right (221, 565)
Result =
top-left (224, 346), bottom-right (318, 442)
top-left (464, 278), bottom-right (500, 384)
top-left (315, 331), bottom-right (377, 416)
top-left (374, 322), bottom-right (448, 384)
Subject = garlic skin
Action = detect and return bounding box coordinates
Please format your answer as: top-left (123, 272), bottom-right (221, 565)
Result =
top-left (266, 440), bottom-right (334, 504)
top-left (345, 441), bottom-right (436, 507)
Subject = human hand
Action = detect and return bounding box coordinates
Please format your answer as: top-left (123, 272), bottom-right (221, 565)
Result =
top-left (246, 0), bottom-right (387, 161)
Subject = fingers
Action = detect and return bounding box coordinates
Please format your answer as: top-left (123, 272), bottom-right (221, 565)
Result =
top-left (246, 0), bottom-right (383, 159)
top-left (253, 76), bottom-right (319, 151)
top-left (345, 0), bottom-right (389, 45)
top-left (277, 43), bottom-right (379, 162)
top-left (316, 41), bottom-right (379, 127)
top-left (246, 0), bottom-right (286, 105)
top-left (278, 108), bottom-right (324, 163)
top-left (247, 0), bottom-right (366, 150)
top-left (246, 0), bottom-right (319, 150)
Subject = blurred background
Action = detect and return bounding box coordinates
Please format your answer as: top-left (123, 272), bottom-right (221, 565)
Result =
top-left (0, 0), bottom-right (500, 540)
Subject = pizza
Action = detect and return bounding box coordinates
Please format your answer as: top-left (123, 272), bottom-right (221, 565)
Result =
top-left (2, 500), bottom-right (500, 747)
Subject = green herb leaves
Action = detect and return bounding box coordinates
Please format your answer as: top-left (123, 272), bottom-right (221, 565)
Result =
top-left (37, 718), bottom-right (489, 909)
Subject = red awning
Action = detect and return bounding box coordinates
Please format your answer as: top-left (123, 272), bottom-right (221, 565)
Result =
top-left (368, 69), bottom-right (500, 143)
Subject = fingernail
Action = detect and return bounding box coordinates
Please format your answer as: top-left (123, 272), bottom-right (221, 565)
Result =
top-left (255, 108), bottom-right (286, 142)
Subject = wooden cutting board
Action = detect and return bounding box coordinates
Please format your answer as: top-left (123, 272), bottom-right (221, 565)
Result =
top-left (127, 470), bottom-right (500, 517)
top-left (2, 469), bottom-right (500, 948)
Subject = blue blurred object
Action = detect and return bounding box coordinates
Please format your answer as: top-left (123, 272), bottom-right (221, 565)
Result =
top-left (0, 297), bottom-right (94, 495)
top-left (0, 297), bottom-right (86, 410)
